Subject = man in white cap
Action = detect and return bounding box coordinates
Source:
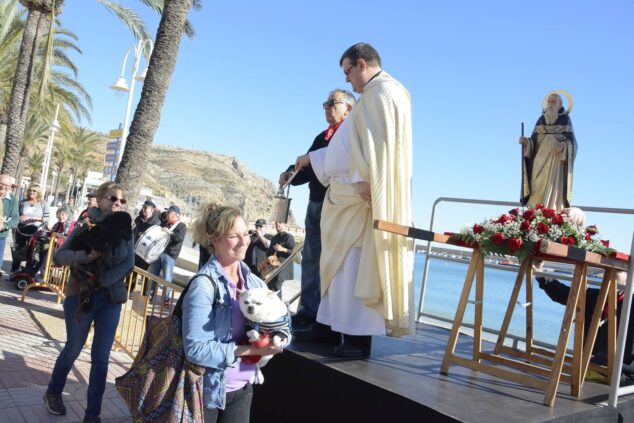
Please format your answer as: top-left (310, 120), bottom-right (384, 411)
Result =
top-left (148, 205), bottom-right (186, 301)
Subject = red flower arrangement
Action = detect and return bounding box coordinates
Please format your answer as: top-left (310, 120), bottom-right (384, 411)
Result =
top-left (453, 205), bottom-right (614, 259)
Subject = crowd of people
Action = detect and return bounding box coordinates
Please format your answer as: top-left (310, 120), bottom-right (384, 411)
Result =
top-left (1, 41), bottom-right (627, 423)
top-left (0, 42), bottom-right (416, 423)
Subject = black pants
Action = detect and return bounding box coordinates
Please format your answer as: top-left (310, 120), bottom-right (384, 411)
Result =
top-left (203, 383), bottom-right (253, 423)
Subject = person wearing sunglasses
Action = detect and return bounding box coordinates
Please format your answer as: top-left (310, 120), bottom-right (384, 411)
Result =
top-left (44, 181), bottom-right (134, 423)
top-left (11, 183), bottom-right (49, 273)
top-left (0, 174), bottom-right (19, 278)
top-left (278, 89), bottom-right (355, 342)
top-left (294, 43), bottom-right (414, 359)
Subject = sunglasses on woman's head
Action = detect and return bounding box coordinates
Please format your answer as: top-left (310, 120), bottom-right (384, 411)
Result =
top-left (105, 195), bottom-right (127, 204)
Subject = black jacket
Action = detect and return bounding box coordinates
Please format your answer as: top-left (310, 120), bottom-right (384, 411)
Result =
top-left (266, 231), bottom-right (296, 283)
top-left (286, 129), bottom-right (331, 202)
top-left (245, 233), bottom-right (272, 275)
top-left (133, 210), bottom-right (161, 240)
top-left (162, 220), bottom-right (187, 259)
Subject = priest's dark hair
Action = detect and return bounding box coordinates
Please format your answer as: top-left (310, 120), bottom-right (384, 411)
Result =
top-left (339, 43), bottom-right (382, 67)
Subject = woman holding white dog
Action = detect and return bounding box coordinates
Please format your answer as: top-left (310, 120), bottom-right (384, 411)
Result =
top-left (183, 203), bottom-right (288, 422)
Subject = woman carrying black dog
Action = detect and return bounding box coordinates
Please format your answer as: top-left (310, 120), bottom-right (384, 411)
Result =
top-left (43, 181), bottom-right (134, 423)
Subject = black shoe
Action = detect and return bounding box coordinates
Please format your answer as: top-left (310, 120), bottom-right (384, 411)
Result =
top-left (333, 335), bottom-right (372, 359)
top-left (83, 416), bottom-right (102, 423)
top-left (291, 313), bottom-right (315, 327)
top-left (44, 392), bottom-right (66, 416)
top-left (293, 322), bottom-right (341, 344)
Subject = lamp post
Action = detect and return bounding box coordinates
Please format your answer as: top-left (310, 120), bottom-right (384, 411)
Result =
top-left (110, 38), bottom-right (153, 172)
top-left (40, 103), bottom-right (60, 199)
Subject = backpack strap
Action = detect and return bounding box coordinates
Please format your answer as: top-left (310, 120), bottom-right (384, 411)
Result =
top-left (172, 273), bottom-right (218, 319)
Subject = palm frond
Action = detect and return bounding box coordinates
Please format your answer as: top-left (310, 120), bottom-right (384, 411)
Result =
top-left (51, 48), bottom-right (78, 78)
top-left (96, 0), bottom-right (152, 42)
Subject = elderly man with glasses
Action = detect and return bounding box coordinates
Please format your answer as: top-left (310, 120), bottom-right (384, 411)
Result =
top-left (279, 89), bottom-right (355, 340)
top-left (0, 175), bottom-right (19, 277)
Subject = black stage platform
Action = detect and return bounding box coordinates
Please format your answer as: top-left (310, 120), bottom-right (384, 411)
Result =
top-left (252, 323), bottom-right (634, 423)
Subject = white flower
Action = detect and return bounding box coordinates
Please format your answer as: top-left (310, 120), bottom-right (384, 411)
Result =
top-left (528, 230), bottom-right (540, 242)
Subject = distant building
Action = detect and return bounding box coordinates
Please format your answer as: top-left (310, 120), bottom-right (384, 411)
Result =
top-left (103, 126), bottom-right (123, 181)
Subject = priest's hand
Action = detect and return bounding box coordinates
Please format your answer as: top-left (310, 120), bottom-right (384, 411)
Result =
top-left (279, 171), bottom-right (293, 185)
top-left (294, 154), bottom-right (310, 172)
top-left (518, 136), bottom-right (528, 145)
top-left (354, 181), bottom-right (371, 201)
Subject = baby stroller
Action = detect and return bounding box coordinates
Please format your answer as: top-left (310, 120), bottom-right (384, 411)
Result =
top-left (10, 224), bottom-right (52, 290)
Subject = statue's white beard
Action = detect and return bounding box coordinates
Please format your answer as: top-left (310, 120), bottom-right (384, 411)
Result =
top-left (544, 105), bottom-right (559, 125)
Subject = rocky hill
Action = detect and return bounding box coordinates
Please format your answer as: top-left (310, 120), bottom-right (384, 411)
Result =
top-left (143, 144), bottom-right (290, 224)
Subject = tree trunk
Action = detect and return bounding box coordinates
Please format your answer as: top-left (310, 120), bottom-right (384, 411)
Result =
top-left (64, 172), bottom-right (73, 202)
top-left (0, 112), bottom-right (7, 153)
top-left (116, 0), bottom-right (193, 209)
top-left (1, 10), bottom-right (45, 176)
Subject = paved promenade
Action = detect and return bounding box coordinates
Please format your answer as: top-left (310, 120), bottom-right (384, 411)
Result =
top-left (0, 246), bottom-right (133, 422)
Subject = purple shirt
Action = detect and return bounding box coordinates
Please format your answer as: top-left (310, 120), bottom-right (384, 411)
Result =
top-left (220, 264), bottom-right (257, 392)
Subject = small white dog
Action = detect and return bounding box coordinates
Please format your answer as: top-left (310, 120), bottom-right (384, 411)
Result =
top-left (238, 287), bottom-right (291, 384)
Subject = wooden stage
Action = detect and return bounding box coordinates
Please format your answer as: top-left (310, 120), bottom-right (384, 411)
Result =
top-left (252, 322), bottom-right (634, 423)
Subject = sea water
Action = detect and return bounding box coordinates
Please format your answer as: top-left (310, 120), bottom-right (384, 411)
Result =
top-left (295, 254), bottom-right (574, 347)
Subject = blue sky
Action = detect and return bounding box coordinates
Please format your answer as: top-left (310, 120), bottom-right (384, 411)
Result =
top-left (59, 0), bottom-right (633, 252)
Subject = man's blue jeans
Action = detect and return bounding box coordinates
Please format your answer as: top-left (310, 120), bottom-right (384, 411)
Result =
top-left (297, 200), bottom-right (323, 319)
top-left (148, 253), bottom-right (176, 301)
top-left (48, 290), bottom-right (121, 418)
top-left (0, 237), bottom-right (6, 270)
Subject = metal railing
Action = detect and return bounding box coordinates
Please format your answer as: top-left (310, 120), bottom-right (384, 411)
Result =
top-left (20, 232), bottom-right (183, 359)
top-left (20, 232), bottom-right (69, 304)
top-left (417, 196), bottom-right (634, 348)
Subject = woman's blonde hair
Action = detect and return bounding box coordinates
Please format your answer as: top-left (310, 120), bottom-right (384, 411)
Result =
top-left (96, 181), bottom-right (124, 199)
top-left (191, 203), bottom-right (243, 254)
top-left (27, 184), bottom-right (42, 201)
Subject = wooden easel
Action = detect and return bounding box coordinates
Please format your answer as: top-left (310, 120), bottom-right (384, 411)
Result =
top-left (374, 220), bottom-right (629, 406)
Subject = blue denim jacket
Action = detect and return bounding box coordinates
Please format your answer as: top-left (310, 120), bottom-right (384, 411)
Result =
top-left (181, 256), bottom-right (266, 410)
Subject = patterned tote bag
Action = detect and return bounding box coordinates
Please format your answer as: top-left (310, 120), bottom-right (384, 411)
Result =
top-left (116, 274), bottom-right (216, 422)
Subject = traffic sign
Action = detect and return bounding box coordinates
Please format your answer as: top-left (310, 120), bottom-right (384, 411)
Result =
top-left (108, 128), bottom-right (123, 139)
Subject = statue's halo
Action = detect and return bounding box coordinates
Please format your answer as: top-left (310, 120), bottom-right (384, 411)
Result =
top-left (543, 90), bottom-right (573, 114)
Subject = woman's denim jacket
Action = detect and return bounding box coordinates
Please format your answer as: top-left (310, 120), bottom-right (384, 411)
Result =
top-left (182, 256), bottom-right (267, 410)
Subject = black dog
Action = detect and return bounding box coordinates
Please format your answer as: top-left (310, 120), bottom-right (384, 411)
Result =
top-left (69, 210), bottom-right (132, 311)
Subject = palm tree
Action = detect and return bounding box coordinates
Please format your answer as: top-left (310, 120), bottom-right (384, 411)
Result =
top-left (25, 149), bottom-right (44, 181)
top-left (2, 0), bottom-right (154, 176)
top-left (117, 0), bottom-right (201, 206)
top-left (1, 3), bottom-right (92, 145)
top-left (49, 131), bottom-right (72, 198)
top-left (0, 0), bottom-right (24, 146)
top-left (15, 114), bottom-right (48, 185)
top-left (61, 126), bottom-right (104, 201)
top-left (1, 0), bottom-right (55, 177)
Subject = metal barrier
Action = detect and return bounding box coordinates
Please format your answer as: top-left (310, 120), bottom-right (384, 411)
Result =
top-left (418, 197), bottom-right (634, 348)
top-left (115, 267), bottom-right (184, 358)
top-left (19, 232), bottom-right (183, 359)
top-left (20, 232), bottom-right (69, 304)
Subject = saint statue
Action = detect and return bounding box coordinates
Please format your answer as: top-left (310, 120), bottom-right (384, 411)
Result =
top-left (519, 92), bottom-right (577, 211)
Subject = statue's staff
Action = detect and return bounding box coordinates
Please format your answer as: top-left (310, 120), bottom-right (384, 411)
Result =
top-left (520, 121), bottom-right (524, 203)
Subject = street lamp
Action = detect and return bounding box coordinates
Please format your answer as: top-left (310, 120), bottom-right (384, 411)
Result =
top-left (40, 103), bottom-right (60, 200)
top-left (110, 38), bottom-right (153, 171)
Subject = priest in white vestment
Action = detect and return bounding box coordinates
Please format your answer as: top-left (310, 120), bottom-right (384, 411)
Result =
top-left (295, 43), bottom-right (415, 358)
